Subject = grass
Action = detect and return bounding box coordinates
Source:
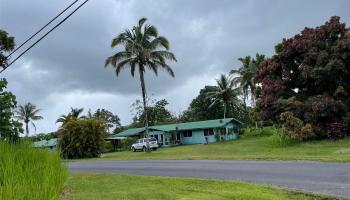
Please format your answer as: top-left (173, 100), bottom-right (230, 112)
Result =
top-left (0, 142), bottom-right (67, 200)
top-left (64, 173), bottom-right (334, 200)
top-left (81, 134), bottom-right (350, 162)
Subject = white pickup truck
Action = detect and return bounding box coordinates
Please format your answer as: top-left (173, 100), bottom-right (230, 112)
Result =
top-left (131, 137), bottom-right (158, 152)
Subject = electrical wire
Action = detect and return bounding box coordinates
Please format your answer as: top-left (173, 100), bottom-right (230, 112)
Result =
top-left (0, 0), bottom-right (89, 74)
top-left (6, 0), bottom-right (79, 58)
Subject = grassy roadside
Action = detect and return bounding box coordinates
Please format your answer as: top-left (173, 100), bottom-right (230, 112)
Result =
top-left (64, 174), bottom-right (334, 200)
top-left (0, 142), bottom-right (67, 200)
top-left (77, 135), bottom-right (350, 162)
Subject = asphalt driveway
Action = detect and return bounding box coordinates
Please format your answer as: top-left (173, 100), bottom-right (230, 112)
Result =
top-left (68, 160), bottom-right (350, 198)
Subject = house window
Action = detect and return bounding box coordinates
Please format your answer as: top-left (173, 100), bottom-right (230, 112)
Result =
top-left (204, 128), bottom-right (214, 136)
top-left (183, 130), bottom-right (192, 137)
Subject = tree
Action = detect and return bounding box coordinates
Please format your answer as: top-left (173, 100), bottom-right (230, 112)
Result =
top-left (105, 18), bottom-right (177, 150)
top-left (15, 102), bottom-right (43, 137)
top-left (0, 30), bottom-right (21, 142)
top-left (255, 16), bottom-right (350, 139)
top-left (230, 53), bottom-right (265, 107)
top-left (0, 78), bottom-right (23, 142)
top-left (180, 86), bottom-right (225, 122)
top-left (92, 108), bottom-right (121, 132)
top-left (56, 107), bottom-right (84, 124)
top-left (0, 29), bottom-right (15, 69)
top-left (207, 74), bottom-right (242, 119)
top-left (131, 98), bottom-right (174, 126)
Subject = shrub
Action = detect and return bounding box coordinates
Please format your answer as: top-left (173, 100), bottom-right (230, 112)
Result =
top-left (327, 122), bottom-right (349, 140)
top-left (280, 112), bottom-right (315, 141)
top-left (243, 127), bottom-right (275, 137)
top-left (58, 119), bottom-right (107, 159)
top-left (268, 128), bottom-right (297, 147)
top-left (0, 142), bottom-right (67, 200)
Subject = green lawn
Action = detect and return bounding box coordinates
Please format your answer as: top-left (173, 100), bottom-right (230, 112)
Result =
top-left (64, 174), bottom-right (333, 200)
top-left (87, 135), bottom-right (350, 162)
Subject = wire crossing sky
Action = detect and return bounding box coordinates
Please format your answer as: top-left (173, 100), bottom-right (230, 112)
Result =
top-left (1, 0), bottom-right (89, 74)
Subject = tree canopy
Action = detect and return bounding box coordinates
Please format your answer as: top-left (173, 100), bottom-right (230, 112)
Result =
top-left (0, 78), bottom-right (23, 142)
top-left (131, 98), bottom-right (174, 126)
top-left (0, 29), bottom-right (15, 69)
top-left (255, 16), bottom-right (350, 139)
top-left (15, 102), bottom-right (43, 137)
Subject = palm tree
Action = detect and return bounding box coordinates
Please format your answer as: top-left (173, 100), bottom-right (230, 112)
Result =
top-left (207, 74), bottom-right (241, 119)
top-left (15, 102), bottom-right (43, 137)
top-left (230, 54), bottom-right (265, 107)
top-left (56, 107), bottom-right (84, 124)
top-left (105, 18), bottom-right (177, 146)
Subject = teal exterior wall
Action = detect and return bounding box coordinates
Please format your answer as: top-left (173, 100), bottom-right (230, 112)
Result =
top-left (179, 122), bottom-right (240, 145)
top-left (140, 120), bottom-right (241, 146)
top-left (181, 129), bottom-right (205, 144)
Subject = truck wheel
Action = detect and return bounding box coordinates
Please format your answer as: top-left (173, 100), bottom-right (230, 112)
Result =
top-left (143, 146), bottom-right (146, 152)
top-left (153, 147), bottom-right (157, 151)
top-left (132, 147), bottom-right (136, 152)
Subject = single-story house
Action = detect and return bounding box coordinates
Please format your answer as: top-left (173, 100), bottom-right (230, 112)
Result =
top-left (33, 138), bottom-right (57, 149)
top-left (113, 118), bottom-right (242, 147)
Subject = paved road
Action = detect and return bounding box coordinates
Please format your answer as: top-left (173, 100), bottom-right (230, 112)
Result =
top-left (68, 160), bottom-right (350, 198)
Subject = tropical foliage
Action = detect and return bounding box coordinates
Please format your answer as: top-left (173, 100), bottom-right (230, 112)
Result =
top-left (56, 107), bottom-right (84, 124)
top-left (230, 54), bottom-right (265, 107)
top-left (0, 29), bottom-right (14, 69)
top-left (131, 98), bottom-right (174, 126)
top-left (105, 17), bottom-right (177, 137)
top-left (0, 78), bottom-right (22, 142)
top-left (255, 16), bottom-right (350, 140)
top-left (15, 102), bottom-right (43, 137)
top-left (207, 74), bottom-right (242, 119)
top-left (86, 108), bottom-right (121, 132)
top-left (58, 119), bottom-right (107, 159)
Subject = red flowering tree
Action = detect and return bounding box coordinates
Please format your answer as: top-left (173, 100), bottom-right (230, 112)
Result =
top-left (255, 16), bottom-right (350, 139)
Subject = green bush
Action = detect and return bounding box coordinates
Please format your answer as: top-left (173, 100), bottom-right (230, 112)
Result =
top-left (268, 128), bottom-right (297, 147)
top-left (280, 112), bottom-right (315, 141)
top-left (0, 142), bottom-right (67, 200)
top-left (242, 127), bottom-right (275, 137)
top-left (58, 119), bottom-right (107, 159)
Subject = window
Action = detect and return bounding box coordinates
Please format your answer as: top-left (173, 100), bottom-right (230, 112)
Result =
top-left (183, 130), bottom-right (192, 137)
top-left (204, 129), bottom-right (214, 136)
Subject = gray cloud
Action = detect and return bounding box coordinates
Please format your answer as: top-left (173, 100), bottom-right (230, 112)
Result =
top-left (0, 0), bottom-right (349, 134)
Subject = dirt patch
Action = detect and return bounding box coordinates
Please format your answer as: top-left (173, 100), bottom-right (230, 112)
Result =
top-left (335, 148), bottom-right (350, 154)
top-left (60, 187), bottom-right (71, 200)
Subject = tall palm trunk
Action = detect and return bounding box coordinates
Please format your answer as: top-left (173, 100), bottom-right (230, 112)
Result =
top-left (243, 91), bottom-right (247, 110)
top-left (139, 65), bottom-right (150, 152)
top-left (25, 122), bottom-right (29, 137)
top-left (223, 103), bottom-right (226, 119)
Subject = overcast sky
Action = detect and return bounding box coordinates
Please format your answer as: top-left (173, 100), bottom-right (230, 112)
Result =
top-left (0, 0), bottom-right (349, 135)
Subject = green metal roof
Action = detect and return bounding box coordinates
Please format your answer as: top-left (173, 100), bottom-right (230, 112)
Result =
top-left (116, 127), bottom-right (145, 137)
top-left (151, 118), bottom-right (237, 132)
top-left (115, 118), bottom-right (240, 137)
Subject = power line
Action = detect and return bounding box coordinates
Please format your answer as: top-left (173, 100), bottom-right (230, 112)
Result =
top-left (0, 0), bottom-right (89, 74)
top-left (7, 0), bottom-right (80, 58)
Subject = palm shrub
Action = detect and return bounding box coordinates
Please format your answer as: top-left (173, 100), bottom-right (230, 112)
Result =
top-left (58, 119), bottom-right (107, 159)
